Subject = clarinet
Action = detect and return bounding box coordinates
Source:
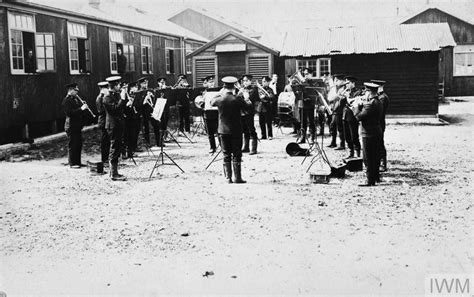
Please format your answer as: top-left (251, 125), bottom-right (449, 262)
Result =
top-left (76, 95), bottom-right (96, 118)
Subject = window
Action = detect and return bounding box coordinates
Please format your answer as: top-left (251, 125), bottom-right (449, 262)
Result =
top-left (123, 44), bottom-right (135, 72)
top-left (68, 22), bottom-right (91, 74)
top-left (109, 29), bottom-right (125, 74)
top-left (35, 33), bottom-right (55, 71)
top-left (454, 45), bottom-right (474, 76)
top-left (8, 11), bottom-right (37, 74)
top-left (296, 58), bottom-right (331, 77)
top-left (141, 35), bottom-right (152, 74)
top-left (165, 39), bottom-right (175, 74)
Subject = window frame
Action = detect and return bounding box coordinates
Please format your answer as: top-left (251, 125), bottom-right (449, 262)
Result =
top-left (453, 45), bottom-right (474, 77)
top-left (8, 11), bottom-right (36, 75)
top-left (67, 21), bottom-right (91, 75)
top-left (165, 38), bottom-right (176, 74)
top-left (35, 32), bottom-right (56, 72)
top-left (109, 28), bottom-right (124, 74)
top-left (141, 35), bottom-right (152, 74)
top-left (296, 58), bottom-right (331, 78)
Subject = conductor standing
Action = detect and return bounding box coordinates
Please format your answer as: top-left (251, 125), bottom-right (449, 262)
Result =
top-left (211, 76), bottom-right (252, 184)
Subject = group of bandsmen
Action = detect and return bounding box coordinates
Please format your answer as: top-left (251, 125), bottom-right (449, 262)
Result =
top-left (62, 74), bottom-right (191, 181)
top-left (62, 68), bottom-right (388, 185)
top-left (284, 69), bottom-right (389, 186)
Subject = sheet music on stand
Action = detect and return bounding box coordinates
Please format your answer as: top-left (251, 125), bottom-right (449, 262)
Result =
top-left (152, 98), bottom-right (167, 121)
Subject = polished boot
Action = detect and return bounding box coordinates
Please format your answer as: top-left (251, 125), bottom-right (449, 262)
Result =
top-left (242, 136), bottom-right (250, 153)
top-left (327, 137), bottom-right (336, 148)
top-left (345, 149), bottom-right (354, 159)
top-left (223, 162), bottom-right (233, 183)
top-left (296, 129), bottom-right (306, 144)
top-left (110, 162), bottom-right (126, 181)
top-left (249, 138), bottom-right (258, 155)
top-left (232, 162), bottom-right (246, 184)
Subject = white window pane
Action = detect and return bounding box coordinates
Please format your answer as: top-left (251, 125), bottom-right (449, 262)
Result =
top-left (27, 16), bottom-right (33, 30)
top-left (45, 47), bottom-right (53, 58)
top-left (36, 47), bottom-right (45, 58)
top-left (46, 59), bottom-right (54, 70)
top-left (18, 57), bottom-right (24, 69)
top-left (15, 15), bottom-right (21, 28)
top-left (12, 45), bottom-right (17, 56)
top-left (45, 34), bottom-right (53, 46)
top-left (17, 46), bottom-right (23, 56)
top-left (37, 58), bottom-right (45, 70)
top-left (36, 34), bottom-right (44, 46)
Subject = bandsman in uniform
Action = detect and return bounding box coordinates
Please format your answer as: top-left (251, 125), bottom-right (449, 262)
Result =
top-left (371, 79), bottom-right (389, 172)
top-left (155, 76), bottom-right (171, 141)
top-left (238, 74), bottom-right (259, 154)
top-left (103, 76), bottom-right (128, 181)
top-left (351, 82), bottom-right (383, 186)
top-left (327, 73), bottom-right (347, 149)
top-left (96, 81), bottom-right (110, 165)
top-left (62, 83), bottom-right (89, 168)
top-left (342, 75), bottom-right (362, 158)
top-left (257, 76), bottom-right (276, 140)
top-left (122, 80), bottom-right (142, 159)
top-left (211, 76), bottom-right (253, 184)
top-left (175, 74), bottom-right (191, 133)
top-left (139, 77), bottom-right (161, 147)
top-left (195, 75), bottom-right (219, 153)
top-left (296, 68), bottom-right (316, 144)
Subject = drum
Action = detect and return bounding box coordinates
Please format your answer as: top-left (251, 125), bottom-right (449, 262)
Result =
top-left (277, 92), bottom-right (295, 123)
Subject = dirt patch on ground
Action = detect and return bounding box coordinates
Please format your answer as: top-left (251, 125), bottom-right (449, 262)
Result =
top-left (0, 102), bottom-right (472, 296)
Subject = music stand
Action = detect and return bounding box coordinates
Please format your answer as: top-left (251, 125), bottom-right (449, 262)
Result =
top-left (149, 129), bottom-right (185, 178)
top-left (171, 88), bottom-right (194, 143)
top-left (204, 142), bottom-right (223, 170)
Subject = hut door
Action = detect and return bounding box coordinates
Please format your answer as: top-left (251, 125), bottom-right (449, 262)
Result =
top-left (218, 52), bottom-right (245, 82)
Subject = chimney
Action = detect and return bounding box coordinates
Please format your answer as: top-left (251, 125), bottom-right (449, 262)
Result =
top-left (89, 0), bottom-right (100, 9)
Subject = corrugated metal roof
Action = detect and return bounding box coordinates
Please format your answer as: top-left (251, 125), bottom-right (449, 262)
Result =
top-left (25, 0), bottom-right (208, 42)
top-left (273, 23), bottom-right (456, 57)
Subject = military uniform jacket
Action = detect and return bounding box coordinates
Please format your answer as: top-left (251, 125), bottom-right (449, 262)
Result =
top-left (301, 83), bottom-right (317, 110)
top-left (96, 93), bottom-right (106, 128)
top-left (353, 95), bottom-right (383, 138)
top-left (343, 88), bottom-right (362, 122)
top-left (212, 89), bottom-right (251, 136)
top-left (123, 93), bottom-right (141, 120)
top-left (378, 92), bottom-right (390, 132)
top-left (256, 86), bottom-right (275, 113)
top-left (63, 94), bottom-right (85, 131)
top-left (103, 91), bottom-right (127, 130)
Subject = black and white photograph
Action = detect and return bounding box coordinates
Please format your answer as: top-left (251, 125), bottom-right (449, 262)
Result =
top-left (0, 0), bottom-right (473, 295)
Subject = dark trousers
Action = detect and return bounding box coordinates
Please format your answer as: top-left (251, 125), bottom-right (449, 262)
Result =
top-left (242, 114), bottom-right (258, 140)
top-left (143, 114), bottom-right (161, 146)
top-left (205, 117), bottom-right (218, 150)
top-left (66, 128), bottom-right (82, 166)
top-left (330, 114), bottom-right (345, 145)
top-left (99, 126), bottom-right (110, 163)
top-left (344, 119), bottom-right (360, 151)
top-left (219, 134), bottom-right (243, 163)
top-left (380, 132), bottom-right (386, 161)
top-left (301, 108), bottom-right (316, 134)
top-left (124, 118), bottom-right (141, 154)
top-left (178, 106), bottom-right (190, 132)
top-left (259, 112), bottom-right (273, 139)
top-left (362, 136), bottom-right (381, 184)
top-left (107, 126), bottom-right (124, 164)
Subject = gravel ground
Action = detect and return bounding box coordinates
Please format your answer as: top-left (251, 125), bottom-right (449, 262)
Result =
top-left (0, 101), bottom-right (472, 296)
